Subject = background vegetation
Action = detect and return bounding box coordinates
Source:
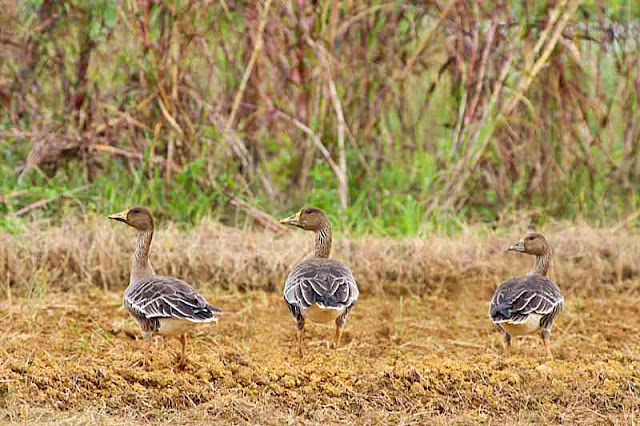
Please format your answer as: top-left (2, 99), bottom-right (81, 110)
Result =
top-left (1, 0), bottom-right (639, 235)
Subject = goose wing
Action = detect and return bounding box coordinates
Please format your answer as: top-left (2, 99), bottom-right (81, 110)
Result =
top-left (124, 276), bottom-right (221, 323)
top-left (284, 258), bottom-right (359, 311)
top-left (489, 275), bottom-right (563, 324)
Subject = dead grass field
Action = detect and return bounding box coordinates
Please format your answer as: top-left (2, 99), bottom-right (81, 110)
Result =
top-left (0, 221), bottom-right (639, 424)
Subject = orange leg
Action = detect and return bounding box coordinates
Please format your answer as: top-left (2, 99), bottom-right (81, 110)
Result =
top-left (176, 334), bottom-right (187, 368)
top-left (334, 324), bottom-right (343, 349)
top-left (296, 319), bottom-right (305, 357)
top-left (334, 312), bottom-right (349, 350)
top-left (541, 330), bottom-right (553, 359)
top-left (502, 331), bottom-right (511, 357)
top-left (136, 332), bottom-right (153, 367)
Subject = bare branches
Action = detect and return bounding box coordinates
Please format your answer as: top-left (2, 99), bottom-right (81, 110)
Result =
top-left (12, 186), bottom-right (88, 217)
top-left (434, 0), bottom-right (588, 211)
top-left (503, 0), bottom-right (581, 116)
top-left (397, 0), bottom-right (457, 81)
top-left (1, 0), bottom-right (638, 224)
top-left (307, 38), bottom-right (349, 212)
top-left (225, 0), bottom-right (273, 132)
top-left (270, 108), bottom-right (341, 179)
top-left (228, 195), bottom-right (288, 234)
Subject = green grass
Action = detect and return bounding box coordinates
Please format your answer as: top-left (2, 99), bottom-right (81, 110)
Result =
top-left (1, 131), bottom-right (637, 237)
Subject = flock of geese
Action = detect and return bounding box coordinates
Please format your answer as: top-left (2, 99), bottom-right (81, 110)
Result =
top-left (108, 206), bottom-right (563, 367)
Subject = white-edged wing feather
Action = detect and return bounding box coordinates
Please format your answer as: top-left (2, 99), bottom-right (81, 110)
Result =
top-left (490, 274), bottom-right (563, 325)
top-left (284, 258), bottom-right (359, 311)
top-left (125, 276), bottom-right (220, 323)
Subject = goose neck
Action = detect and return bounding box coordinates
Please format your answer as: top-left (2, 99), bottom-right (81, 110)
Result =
top-left (314, 222), bottom-right (332, 258)
top-left (131, 229), bottom-right (155, 284)
top-left (530, 250), bottom-right (552, 276)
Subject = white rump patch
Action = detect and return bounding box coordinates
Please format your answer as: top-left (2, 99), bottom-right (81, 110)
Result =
top-left (500, 313), bottom-right (543, 336)
top-left (304, 304), bottom-right (344, 323)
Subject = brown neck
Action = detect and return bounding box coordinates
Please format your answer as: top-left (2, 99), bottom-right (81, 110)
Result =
top-left (314, 221), bottom-right (332, 258)
top-left (131, 229), bottom-right (155, 284)
top-left (529, 249), bottom-right (552, 276)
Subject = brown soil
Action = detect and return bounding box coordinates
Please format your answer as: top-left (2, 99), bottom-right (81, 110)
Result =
top-left (1, 285), bottom-right (638, 425)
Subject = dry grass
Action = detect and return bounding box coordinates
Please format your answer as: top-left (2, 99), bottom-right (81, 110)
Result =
top-left (0, 220), bottom-right (639, 424)
top-left (1, 217), bottom-right (639, 298)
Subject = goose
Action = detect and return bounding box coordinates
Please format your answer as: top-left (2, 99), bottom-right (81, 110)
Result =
top-left (109, 206), bottom-right (221, 366)
top-left (489, 232), bottom-right (563, 358)
top-left (279, 207), bottom-right (359, 355)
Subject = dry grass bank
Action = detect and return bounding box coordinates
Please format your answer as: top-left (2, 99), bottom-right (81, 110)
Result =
top-left (0, 218), bottom-right (639, 299)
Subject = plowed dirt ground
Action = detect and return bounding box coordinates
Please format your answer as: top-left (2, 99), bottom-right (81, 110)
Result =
top-left (1, 283), bottom-right (638, 425)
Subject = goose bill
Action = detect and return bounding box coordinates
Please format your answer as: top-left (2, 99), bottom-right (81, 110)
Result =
top-left (279, 212), bottom-right (302, 227)
top-left (508, 240), bottom-right (525, 252)
top-left (108, 210), bottom-right (128, 223)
